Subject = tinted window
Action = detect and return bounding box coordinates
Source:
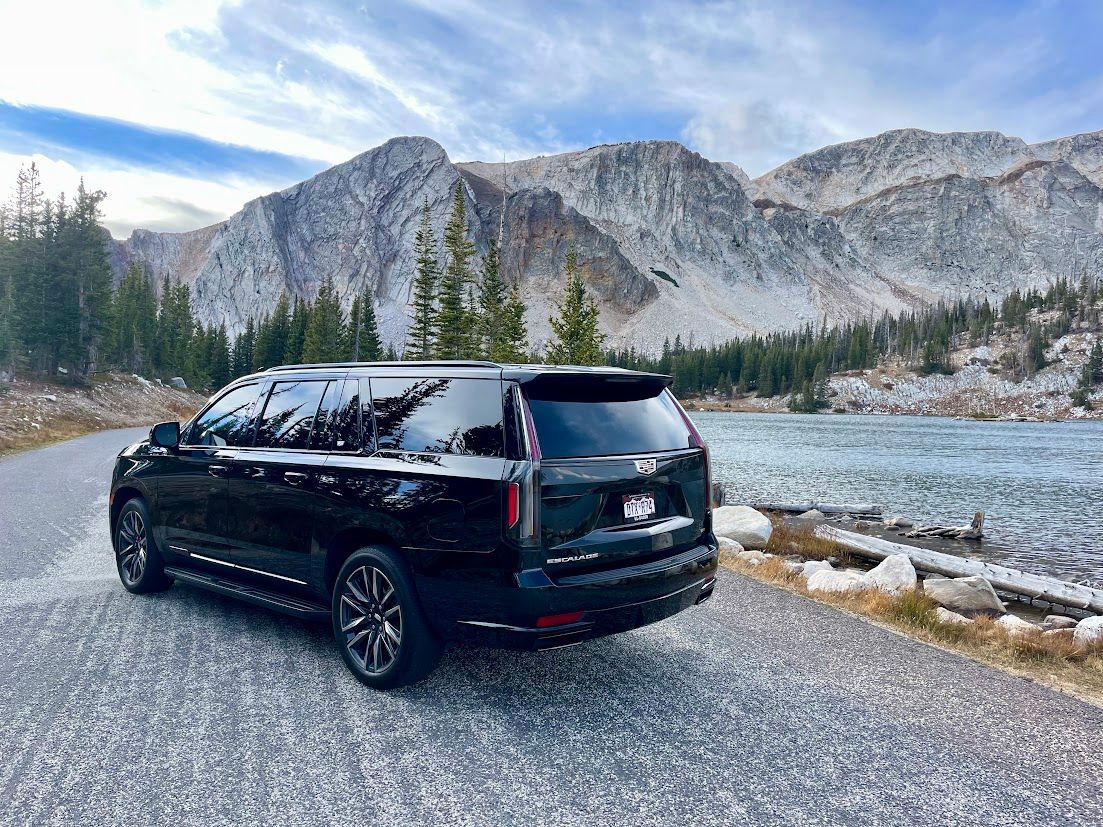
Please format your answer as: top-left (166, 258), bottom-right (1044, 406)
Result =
top-left (330, 378), bottom-right (364, 452)
top-left (308, 381), bottom-right (338, 450)
top-left (255, 380), bottom-right (328, 450)
top-left (186, 384), bottom-right (260, 447)
top-left (526, 390), bottom-right (692, 459)
top-left (371, 377), bottom-right (503, 457)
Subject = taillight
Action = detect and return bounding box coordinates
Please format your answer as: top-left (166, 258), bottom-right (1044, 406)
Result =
top-left (507, 482), bottom-right (520, 528)
top-left (520, 396), bottom-right (542, 460)
top-left (671, 392), bottom-right (715, 510)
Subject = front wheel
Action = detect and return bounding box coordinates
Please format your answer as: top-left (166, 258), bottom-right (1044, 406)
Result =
top-left (114, 498), bottom-right (173, 594)
top-left (332, 547), bottom-right (441, 689)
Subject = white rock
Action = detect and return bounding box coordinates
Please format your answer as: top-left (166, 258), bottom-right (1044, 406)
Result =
top-left (864, 554), bottom-right (917, 594)
top-left (996, 614), bottom-right (1037, 636)
top-left (922, 575), bottom-right (1005, 615)
top-left (1041, 615), bottom-right (1078, 631)
top-left (735, 549), bottom-right (767, 567)
top-left (1073, 615), bottom-right (1103, 647)
top-left (794, 509), bottom-right (825, 521)
top-left (807, 568), bottom-right (868, 594)
top-left (801, 560), bottom-right (833, 579)
top-left (717, 536), bottom-right (745, 554)
top-left (712, 506), bottom-right (772, 550)
top-left (884, 516), bottom-right (915, 528)
top-left (935, 607), bottom-right (971, 625)
top-left (782, 559), bottom-right (804, 574)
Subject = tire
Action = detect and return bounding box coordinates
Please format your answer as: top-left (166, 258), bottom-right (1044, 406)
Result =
top-left (113, 498), bottom-right (173, 594)
top-left (332, 546), bottom-right (442, 689)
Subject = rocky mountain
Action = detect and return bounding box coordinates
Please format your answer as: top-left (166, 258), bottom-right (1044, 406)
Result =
top-left (110, 127), bottom-right (1103, 354)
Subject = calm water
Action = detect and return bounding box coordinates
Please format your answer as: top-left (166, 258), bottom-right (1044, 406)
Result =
top-left (691, 412), bottom-right (1103, 583)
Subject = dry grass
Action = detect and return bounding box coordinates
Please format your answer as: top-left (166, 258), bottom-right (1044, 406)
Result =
top-left (724, 522), bottom-right (1103, 707)
top-left (0, 373), bottom-right (202, 455)
top-left (765, 519), bottom-right (854, 565)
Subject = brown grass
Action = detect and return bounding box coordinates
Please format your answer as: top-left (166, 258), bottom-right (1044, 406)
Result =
top-left (765, 519), bottom-right (854, 565)
top-left (725, 521), bottom-right (1103, 707)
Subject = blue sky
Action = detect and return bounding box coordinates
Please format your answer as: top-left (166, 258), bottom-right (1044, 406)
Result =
top-left (1, 0), bottom-right (1101, 236)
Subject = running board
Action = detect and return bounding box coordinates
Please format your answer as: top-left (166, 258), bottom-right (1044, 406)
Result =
top-left (164, 566), bottom-right (329, 621)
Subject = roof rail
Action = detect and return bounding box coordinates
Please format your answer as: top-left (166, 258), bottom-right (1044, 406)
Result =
top-left (264, 360), bottom-right (502, 372)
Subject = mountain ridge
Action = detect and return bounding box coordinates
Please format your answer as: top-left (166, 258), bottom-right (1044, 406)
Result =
top-left (110, 127), bottom-right (1103, 354)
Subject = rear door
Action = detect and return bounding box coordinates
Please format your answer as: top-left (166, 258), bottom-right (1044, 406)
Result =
top-left (225, 374), bottom-right (342, 585)
top-left (522, 379), bottom-right (707, 575)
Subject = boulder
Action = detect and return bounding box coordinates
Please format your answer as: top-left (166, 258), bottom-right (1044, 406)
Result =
top-left (1043, 629), bottom-right (1076, 642)
top-left (793, 509), bottom-right (825, 521)
top-left (864, 554), bottom-right (917, 594)
top-left (717, 536), bottom-right (745, 554)
top-left (1041, 615), bottom-right (1078, 631)
top-left (170, 376), bottom-right (188, 390)
top-left (996, 614), bottom-right (1037, 636)
top-left (807, 568), bottom-right (868, 594)
top-left (801, 560), bottom-right (833, 579)
top-left (935, 607), bottom-right (971, 625)
top-left (712, 506), bottom-right (772, 550)
top-left (781, 559), bottom-right (805, 574)
top-left (884, 516), bottom-right (915, 528)
top-left (1073, 615), bottom-right (1103, 648)
top-left (735, 549), bottom-right (768, 567)
top-left (922, 575), bottom-right (1005, 616)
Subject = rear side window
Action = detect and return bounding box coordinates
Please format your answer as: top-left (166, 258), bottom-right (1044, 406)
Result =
top-left (370, 377), bottom-right (503, 457)
top-left (525, 389), bottom-right (692, 459)
top-left (255, 380), bottom-right (328, 450)
top-left (186, 383), bottom-right (260, 447)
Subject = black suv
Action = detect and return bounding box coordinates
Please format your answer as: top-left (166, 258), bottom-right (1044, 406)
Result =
top-left (110, 361), bottom-right (719, 688)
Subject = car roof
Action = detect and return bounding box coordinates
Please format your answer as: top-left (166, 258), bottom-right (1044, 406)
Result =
top-left (253, 360), bottom-right (670, 385)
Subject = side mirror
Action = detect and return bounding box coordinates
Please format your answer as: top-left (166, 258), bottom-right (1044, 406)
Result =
top-left (150, 421), bottom-right (180, 449)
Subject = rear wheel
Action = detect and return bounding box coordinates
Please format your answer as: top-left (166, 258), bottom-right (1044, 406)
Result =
top-left (332, 546), bottom-right (441, 689)
top-left (114, 498), bottom-right (173, 594)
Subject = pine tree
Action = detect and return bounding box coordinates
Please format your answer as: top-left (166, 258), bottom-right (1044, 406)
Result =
top-left (406, 201), bottom-right (439, 358)
top-left (254, 292), bottom-right (291, 369)
top-left (434, 182), bottom-right (476, 359)
top-left (285, 297), bottom-right (308, 364)
top-left (476, 241), bottom-right (508, 359)
top-left (301, 274), bottom-right (345, 363)
top-left (546, 250), bottom-right (604, 365)
top-left (494, 286), bottom-right (529, 362)
top-left (231, 317), bottom-right (256, 377)
top-left (346, 283), bottom-right (383, 361)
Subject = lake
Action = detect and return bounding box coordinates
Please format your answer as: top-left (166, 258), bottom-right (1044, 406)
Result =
top-left (691, 412), bottom-right (1103, 584)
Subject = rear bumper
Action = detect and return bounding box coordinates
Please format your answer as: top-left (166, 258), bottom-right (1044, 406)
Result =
top-left (422, 540), bottom-right (718, 651)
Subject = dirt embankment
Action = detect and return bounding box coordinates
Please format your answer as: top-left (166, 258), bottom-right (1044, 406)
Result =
top-left (0, 373), bottom-right (205, 455)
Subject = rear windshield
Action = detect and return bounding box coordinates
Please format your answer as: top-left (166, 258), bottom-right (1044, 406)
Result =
top-left (526, 389), bottom-right (693, 459)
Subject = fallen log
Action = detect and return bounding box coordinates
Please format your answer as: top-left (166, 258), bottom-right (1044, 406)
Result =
top-left (815, 525), bottom-right (1103, 614)
top-left (906, 512), bottom-right (985, 541)
top-left (754, 501), bottom-right (884, 516)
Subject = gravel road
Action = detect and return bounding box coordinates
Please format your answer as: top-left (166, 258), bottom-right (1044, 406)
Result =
top-left (2, 428), bottom-right (1101, 826)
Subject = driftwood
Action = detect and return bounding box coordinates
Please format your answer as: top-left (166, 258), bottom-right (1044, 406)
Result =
top-left (816, 525), bottom-right (1103, 614)
top-left (754, 501), bottom-right (884, 516)
top-left (904, 512), bottom-right (984, 541)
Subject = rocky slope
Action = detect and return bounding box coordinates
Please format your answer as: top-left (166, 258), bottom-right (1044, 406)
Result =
top-left (110, 127), bottom-right (1103, 354)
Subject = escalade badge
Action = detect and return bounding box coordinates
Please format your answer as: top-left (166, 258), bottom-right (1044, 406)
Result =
top-left (635, 458), bottom-right (657, 475)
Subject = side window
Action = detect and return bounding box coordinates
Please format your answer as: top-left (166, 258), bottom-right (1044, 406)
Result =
top-left (254, 380), bottom-right (328, 450)
top-left (185, 384), bottom-right (261, 447)
top-left (329, 378), bottom-right (364, 453)
top-left (370, 377), bottom-right (503, 457)
top-left (308, 381), bottom-right (339, 451)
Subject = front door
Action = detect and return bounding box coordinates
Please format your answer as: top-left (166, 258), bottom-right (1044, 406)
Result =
top-left (155, 382), bottom-right (263, 562)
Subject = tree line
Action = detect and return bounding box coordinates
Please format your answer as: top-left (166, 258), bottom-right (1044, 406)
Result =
top-left (608, 275), bottom-right (1103, 410)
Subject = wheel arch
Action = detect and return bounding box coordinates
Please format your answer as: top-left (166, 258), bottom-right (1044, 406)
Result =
top-left (323, 527), bottom-right (402, 596)
top-left (110, 486), bottom-right (146, 536)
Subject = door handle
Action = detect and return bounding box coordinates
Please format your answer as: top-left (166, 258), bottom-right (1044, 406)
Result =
top-left (284, 471), bottom-right (309, 485)
top-left (207, 464), bottom-right (229, 477)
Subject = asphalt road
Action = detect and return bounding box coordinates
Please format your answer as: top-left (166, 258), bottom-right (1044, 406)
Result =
top-left (1, 428), bottom-right (1101, 827)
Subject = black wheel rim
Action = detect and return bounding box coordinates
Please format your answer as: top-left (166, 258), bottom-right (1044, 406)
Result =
top-left (117, 510), bottom-right (147, 584)
top-left (339, 566), bottom-right (402, 674)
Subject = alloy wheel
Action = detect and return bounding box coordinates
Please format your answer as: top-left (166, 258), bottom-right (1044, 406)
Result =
top-left (339, 566), bottom-right (403, 674)
top-left (117, 510), bottom-right (148, 584)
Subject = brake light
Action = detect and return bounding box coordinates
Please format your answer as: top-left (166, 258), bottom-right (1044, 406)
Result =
top-left (671, 393), bottom-right (715, 510)
top-left (507, 482), bottom-right (520, 528)
top-left (520, 396), bottom-right (542, 461)
top-left (536, 611), bottom-right (584, 628)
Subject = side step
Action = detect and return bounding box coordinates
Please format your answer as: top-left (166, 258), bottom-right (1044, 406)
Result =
top-left (165, 566), bottom-right (330, 622)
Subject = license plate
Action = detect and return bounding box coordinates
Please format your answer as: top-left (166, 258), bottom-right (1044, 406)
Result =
top-left (623, 493), bottom-right (657, 522)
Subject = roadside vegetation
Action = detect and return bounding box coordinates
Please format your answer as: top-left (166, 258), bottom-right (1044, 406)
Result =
top-left (723, 521), bottom-right (1103, 707)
